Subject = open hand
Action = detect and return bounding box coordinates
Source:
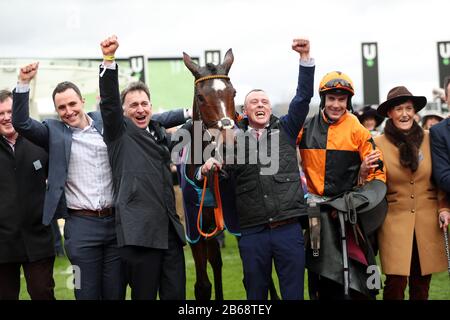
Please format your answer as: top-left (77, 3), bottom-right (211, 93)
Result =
top-left (359, 150), bottom-right (382, 182)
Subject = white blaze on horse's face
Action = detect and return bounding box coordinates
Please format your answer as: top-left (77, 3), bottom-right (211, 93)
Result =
top-left (212, 79), bottom-right (227, 91)
top-left (212, 79), bottom-right (228, 118)
top-left (211, 79), bottom-right (235, 130)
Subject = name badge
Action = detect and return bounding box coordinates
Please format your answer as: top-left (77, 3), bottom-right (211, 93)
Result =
top-left (418, 151), bottom-right (424, 163)
top-left (33, 160), bottom-right (42, 170)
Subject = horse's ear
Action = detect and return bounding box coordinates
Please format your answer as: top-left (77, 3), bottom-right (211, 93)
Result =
top-left (183, 52), bottom-right (201, 78)
top-left (222, 49), bottom-right (234, 75)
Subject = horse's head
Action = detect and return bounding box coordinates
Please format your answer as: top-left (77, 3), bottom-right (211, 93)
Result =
top-left (183, 49), bottom-right (237, 151)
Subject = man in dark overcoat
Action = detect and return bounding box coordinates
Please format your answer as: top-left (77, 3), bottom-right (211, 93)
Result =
top-left (0, 89), bottom-right (55, 300)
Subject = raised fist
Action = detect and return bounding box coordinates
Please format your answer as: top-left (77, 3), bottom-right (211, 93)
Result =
top-left (19, 62), bottom-right (39, 84)
top-left (292, 38), bottom-right (310, 61)
top-left (100, 35), bottom-right (119, 57)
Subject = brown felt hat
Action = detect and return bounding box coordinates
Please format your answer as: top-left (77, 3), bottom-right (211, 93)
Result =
top-left (377, 86), bottom-right (427, 117)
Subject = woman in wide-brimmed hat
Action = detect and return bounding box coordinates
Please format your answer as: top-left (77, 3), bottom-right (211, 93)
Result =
top-left (355, 105), bottom-right (385, 137)
top-left (374, 86), bottom-right (450, 300)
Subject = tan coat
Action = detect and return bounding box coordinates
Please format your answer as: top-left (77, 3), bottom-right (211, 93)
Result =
top-left (375, 132), bottom-right (448, 276)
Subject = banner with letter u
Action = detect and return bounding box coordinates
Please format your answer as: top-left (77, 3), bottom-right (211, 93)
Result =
top-left (361, 42), bottom-right (380, 105)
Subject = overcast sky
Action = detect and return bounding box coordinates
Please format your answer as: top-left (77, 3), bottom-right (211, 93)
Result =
top-left (1, 0), bottom-right (449, 106)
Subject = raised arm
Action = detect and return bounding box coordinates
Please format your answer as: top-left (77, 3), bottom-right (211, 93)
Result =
top-left (12, 62), bottom-right (50, 150)
top-left (280, 38), bottom-right (315, 145)
top-left (99, 35), bottom-right (125, 143)
top-left (153, 108), bottom-right (188, 128)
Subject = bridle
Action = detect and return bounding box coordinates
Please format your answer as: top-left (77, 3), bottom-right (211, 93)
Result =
top-left (191, 74), bottom-right (238, 239)
top-left (194, 74), bottom-right (230, 85)
top-left (194, 74), bottom-right (236, 134)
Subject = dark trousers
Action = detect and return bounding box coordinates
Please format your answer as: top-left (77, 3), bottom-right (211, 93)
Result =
top-left (120, 224), bottom-right (186, 300)
top-left (383, 236), bottom-right (431, 300)
top-left (0, 256), bottom-right (55, 300)
top-left (64, 214), bottom-right (126, 300)
top-left (238, 222), bottom-right (305, 300)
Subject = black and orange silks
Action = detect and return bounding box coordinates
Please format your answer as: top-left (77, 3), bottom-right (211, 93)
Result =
top-left (297, 110), bottom-right (386, 197)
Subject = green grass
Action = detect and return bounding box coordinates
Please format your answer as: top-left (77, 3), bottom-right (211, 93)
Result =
top-left (19, 235), bottom-right (450, 300)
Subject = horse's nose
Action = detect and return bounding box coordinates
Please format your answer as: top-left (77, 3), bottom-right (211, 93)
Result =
top-left (222, 118), bottom-right (232, 127)
top-left (218, 117), bottom-right (235, 130)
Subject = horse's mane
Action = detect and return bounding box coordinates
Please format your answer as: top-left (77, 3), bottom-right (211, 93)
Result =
top-left (205, 63), bottom-right (219, 75)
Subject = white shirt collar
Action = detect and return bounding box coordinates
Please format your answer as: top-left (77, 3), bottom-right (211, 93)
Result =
top-left (66, 114), bottom-right (94, 132)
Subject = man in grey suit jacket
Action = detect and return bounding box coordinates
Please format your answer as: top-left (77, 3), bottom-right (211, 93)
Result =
top-left (99, 36), bottom-right (186, 300)
top-left (12, 63), bottom-right (188, 300)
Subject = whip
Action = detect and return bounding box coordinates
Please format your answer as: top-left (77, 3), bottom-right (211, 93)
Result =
top-left (440, 216), bottom-right (450, 278)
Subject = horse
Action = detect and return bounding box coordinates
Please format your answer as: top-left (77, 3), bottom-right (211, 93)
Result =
top-left (177, 49), bottom-right (238, 300)
top-left (178, 49), bottom-right (279, 300)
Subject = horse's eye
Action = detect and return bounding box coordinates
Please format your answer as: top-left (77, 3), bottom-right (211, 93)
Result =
top-left (197, 94), bottom-right (205, 103)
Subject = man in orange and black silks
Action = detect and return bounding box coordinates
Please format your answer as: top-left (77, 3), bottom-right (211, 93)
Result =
top-left (297, 71), bottom-right (387, 300)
